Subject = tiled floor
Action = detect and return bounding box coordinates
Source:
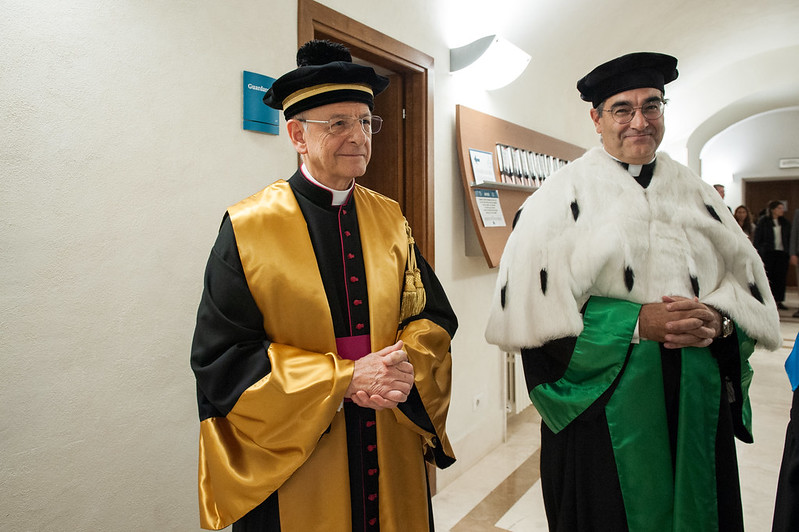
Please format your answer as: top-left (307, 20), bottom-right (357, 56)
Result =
top-left (433, 300), bottom-right (798, 532)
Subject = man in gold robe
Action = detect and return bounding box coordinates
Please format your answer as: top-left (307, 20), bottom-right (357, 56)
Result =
top-left (190, 40), bottom-right (457, 531)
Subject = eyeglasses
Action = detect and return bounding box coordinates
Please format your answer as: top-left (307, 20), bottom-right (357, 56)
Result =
top-left (296, 115), bottom-right (383, 135)
top-left (602, 100), bottom-right (666, 124)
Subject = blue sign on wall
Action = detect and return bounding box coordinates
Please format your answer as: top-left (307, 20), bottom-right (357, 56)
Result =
top-left (243, 71), bottom-right (279, 135)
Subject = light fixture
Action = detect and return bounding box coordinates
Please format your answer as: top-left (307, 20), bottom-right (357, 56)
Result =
top-left (450, 35), bottom-right (531, 90)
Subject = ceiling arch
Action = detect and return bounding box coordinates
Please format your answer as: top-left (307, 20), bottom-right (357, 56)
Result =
top-left (670, 45), bottom-right (799, 172)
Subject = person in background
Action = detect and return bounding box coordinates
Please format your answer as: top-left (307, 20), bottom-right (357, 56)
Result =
top-left (190, 40), bottom-right (457, 531)
top-left (773, 333), bottom-right (799, 531)
top-left (713, 184), bottom-right (732, 212)
top-left (789, 209), bottom-right (799, 318)
top-left (486, 51), bottom-right (781, 531)
top-left (734, 204), bottom-right (755, 242)
top-left (754, 200), bottom-right (791, 310)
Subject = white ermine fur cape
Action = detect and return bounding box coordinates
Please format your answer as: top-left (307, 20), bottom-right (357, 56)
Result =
top-left (485, 147), bottom-right (781, 352)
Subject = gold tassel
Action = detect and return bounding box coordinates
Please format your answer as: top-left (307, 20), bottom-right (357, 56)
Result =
top-left (399, 219), bottom-right (426, 321)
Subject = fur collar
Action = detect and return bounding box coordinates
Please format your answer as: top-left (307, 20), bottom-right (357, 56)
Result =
top-left (486, 148), bottom-right (781, 351)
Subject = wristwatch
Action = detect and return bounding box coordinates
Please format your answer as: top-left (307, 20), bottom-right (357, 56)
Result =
top-left (720, 314), bottom-right (733, 338)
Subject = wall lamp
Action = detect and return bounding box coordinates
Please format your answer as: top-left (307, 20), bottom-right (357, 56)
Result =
top-left (450, 35), bottom-right (531, 90)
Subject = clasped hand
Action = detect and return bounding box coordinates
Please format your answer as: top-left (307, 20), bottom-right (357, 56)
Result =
top-left (639, 296), bottom-right (722, 349)
top-left (345, 340), bottom-right (415, 410)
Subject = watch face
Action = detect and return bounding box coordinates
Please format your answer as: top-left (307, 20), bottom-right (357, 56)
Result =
top-left (722, 317), bottom-right (733, 337)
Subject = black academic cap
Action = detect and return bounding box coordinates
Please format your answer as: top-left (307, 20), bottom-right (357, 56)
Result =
top-left (263, 40), bottom-right (390, 118)
top-left (577, 52), bottom-right (679, 108)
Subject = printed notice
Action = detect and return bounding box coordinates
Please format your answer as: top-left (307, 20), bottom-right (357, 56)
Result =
top-left (474, 189), bottom-right (506, 227)
top-left (469, 149), bottom-right (497, 184)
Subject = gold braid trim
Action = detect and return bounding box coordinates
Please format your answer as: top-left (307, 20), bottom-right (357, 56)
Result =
top-left (399, 219), bottom-right (426, 321)
top-left (282, 83), bottom-right (373, 111)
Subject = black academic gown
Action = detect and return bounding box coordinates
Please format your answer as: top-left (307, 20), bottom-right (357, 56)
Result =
top-left (519, 163), bottom-right (746, 532)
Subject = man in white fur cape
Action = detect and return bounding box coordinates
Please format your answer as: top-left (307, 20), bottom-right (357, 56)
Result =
top-left (485, 52), bottom-right (781, 532)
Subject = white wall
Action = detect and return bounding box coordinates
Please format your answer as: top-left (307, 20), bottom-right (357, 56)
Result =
top-left (700, 107), bottom-right (799, 208)
top-left (2, 2), bottom-right (300, 529)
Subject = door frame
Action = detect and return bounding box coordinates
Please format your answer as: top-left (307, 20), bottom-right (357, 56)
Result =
top-left (297, 0), bottom-right (436, 265)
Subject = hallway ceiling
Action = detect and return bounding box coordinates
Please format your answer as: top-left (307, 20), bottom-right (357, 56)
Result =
top-left (440, 0), bottom-right (799, 162)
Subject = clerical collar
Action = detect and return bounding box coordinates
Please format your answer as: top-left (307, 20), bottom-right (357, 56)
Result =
top-left (300, 163), bottom-right (354, 206)
top-left (625, 163), bottom-right (645, 177)
top-left (605, 151), bottom-right (657, 188)
top-left (605, 151), bottom-right (657, 177)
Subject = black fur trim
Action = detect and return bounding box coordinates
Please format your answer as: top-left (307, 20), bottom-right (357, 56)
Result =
top-left (749, 283), bottom-right (764, 304)
top-left (540, 269), bottom-right (548, 295)
top-left (690, 275), bottom-right (700, 297)
top-left (624, 266), bottom-right (635, 292)
top-left (570, 201), bottom-right (580, 221)
top-left (705, 204), bottom-right (721, 222)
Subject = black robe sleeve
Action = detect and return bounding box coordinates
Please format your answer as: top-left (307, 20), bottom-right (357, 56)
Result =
top-left (396, 246), bottom-right (458, 467)
top-left (190, 215), bottom-right (272, 420)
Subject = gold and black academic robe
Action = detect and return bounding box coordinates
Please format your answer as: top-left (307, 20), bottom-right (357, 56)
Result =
top-left (191, 171), bottom-right (456, 530)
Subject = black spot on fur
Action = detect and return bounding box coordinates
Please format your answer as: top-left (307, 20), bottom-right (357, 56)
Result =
top-left (749, 283), bottom-right (764, 304)
top-left (690, 275), bottom-right (700, 297)
top-left (500, 284), bottom-right (507, 309)
top-left (512, 208), bottom-right (523, 229)
top-left (540, 269), bottom-right (548, 295)
top-left (570, 201), bottom-right (580, 221)
top-left (624, 267), bottom-right (635, 292)
top-left (705, 204), bottom-right (721, 222)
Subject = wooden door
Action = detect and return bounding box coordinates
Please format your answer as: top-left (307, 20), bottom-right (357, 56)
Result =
top-left (359, 74), bottom-right (404, 210)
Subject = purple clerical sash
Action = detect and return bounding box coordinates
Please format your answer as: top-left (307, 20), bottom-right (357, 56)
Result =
top-left (336, 335), bottom-right (371, 361)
